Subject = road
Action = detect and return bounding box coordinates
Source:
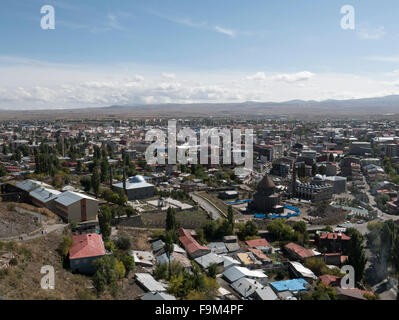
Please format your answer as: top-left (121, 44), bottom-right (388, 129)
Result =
top-left (0, 223), bottom-right (66, 242)
top-left (191, 193), bottom-right (222, 220)
top-left (362, 175), bottom-right (399, 222)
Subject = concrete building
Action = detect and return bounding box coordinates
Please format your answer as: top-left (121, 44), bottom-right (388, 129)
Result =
top-left (54, 191), bottom-right (99, 222)
top-left (313, 175), bottom-right (347, 194)
top-left (295, 181), bottom-right (333, 202)
top-left (349, 142), bottom-right (371, 156)
top-left (113, 175), bottom-right (155, 200)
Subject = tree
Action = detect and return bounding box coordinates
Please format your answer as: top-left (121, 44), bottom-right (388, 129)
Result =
top-left (80, 176), bottom-right (91, 192)
top-left (0, 165), bottom-right (6, 177)
top-left (312, 163), bottom-right (317, 176)
top-left (125, 206), bottom-right (136, 218)
top-left (207, 263), bottom-right (218, 278)
top-left (98, 206), bottom-right (112, 241)
top-left (121, 254), bottom-right (135, 276)
top-left (227, 205), bottom-right (235, 233)
top-left (166, 207), bottom-right (178, 232)
top-left (115, 236), bottom-right (131, 251)
top-left (165, 232), bottom-right (174, 280)
top-left (91, 168), bottom-right (101, 197)
top-left (329, 153), bottom-right (334, 162)
top-left (58, 236), bottom-right (72, 257)
top-left (347, 229), bottom-right (367, 284)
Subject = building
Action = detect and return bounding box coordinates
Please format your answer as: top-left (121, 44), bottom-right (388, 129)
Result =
top-left (29, 187), bottom-right (61, 211)
top-left (313, 174), bottom-right (347, 194)
top-left (178, 228), bottom-right (210, 258)
top-left (349, 142), bottom-right (371, 156)
top-left (284, 242), bottom-right (321, 262)
top-left (113, 175), bottom-right (155, 200)
top-left (288, 261), bottom-right (317, 282)
top-left (69, 233), bottom-right (106, 274)
top-left (251, 174), bottom-right (282, 213)
top-left (317, 232), bottom-right (350, 254)
top-left (54, 191), bottom-right (99, 223)
top-left (269, 278), bottom-right (310, 294)
top-left (294, 181), bottom-right (333, 202)
top-left (223, 266), bottom-right (268, 285)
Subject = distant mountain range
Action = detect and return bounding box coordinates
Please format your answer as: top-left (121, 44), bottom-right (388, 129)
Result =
top-left (2, 95), bottom-right (399, 120)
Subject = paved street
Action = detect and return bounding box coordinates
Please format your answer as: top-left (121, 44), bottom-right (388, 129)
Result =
top-left (191, 193), bottom-right (222, 220)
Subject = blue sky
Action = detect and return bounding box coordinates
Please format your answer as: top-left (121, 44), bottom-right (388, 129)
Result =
top-left (1, 0), bottom-right (399, 109)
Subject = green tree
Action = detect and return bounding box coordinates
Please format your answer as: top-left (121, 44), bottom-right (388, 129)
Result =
top-left (91, 168), bottom-right (101, 197)
top-left (80, 176), bottom-right (91, 192)
top-left (347, 229), bottom-right (367, 284)
top-left (98, 206), bottom-right (112, 241)
top-left (115, 236), bottom-right (131, 251)
top-left (166, 207), bottom-right (178, 232)
top-left (121, 254), bottom-right (135, 276)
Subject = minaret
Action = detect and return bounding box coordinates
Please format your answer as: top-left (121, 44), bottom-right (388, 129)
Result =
top-left (292, 164), bottom-right (297, 196)
top-left (122, 167), bottom-right (127, 193)
top-left (109, 166), bottom-right (113, 189)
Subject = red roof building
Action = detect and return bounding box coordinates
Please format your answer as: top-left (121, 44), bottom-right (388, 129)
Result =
top-left (284, 242), bottom-right (319, 262)
top-left (245, 238), bottom-right (270, 248)
top-left (318, 232), bottom-right (350, 255)
top-left (69, 233), bottom-right (106, 259)
top-left (319, 274), bottom-right (341, 287)
top-left (178, 228), bottom-right (210, 258)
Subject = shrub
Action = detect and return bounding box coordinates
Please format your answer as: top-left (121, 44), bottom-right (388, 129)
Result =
top-left (115, 236), bottom-right (131, 251)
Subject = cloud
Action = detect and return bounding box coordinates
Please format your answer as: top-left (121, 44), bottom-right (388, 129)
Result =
top-left (246, 71), bottom-right (314, 83)
top-left (214, 26), bottom-right (235, 38)
top-left (358, 26), bottom-right (386, 40)
top-left (270, 71), bottom-right (315, 82)
top-left (2, 57), bottom-right (399, 109)
top-left (246, 72), bottom-right (266, 81)
top-left (161, 72), bottom-right (176, 79)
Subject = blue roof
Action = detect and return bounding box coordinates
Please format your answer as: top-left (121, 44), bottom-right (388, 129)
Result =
top-left (269, 278), bottom-right (309, 292)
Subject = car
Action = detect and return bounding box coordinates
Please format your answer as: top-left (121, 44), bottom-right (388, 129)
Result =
top-left (357, 221), bottom-right (363, 224)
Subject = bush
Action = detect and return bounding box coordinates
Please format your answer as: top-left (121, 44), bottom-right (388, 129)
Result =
top-left (115, 236), bottom-right (131, 251)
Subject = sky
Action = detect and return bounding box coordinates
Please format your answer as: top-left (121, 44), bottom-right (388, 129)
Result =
top-left (1, 0), bottom-right (399, 109)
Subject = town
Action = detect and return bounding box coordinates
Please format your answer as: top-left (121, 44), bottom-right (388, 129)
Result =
top-left (0, 116), bottom-right (398, 301)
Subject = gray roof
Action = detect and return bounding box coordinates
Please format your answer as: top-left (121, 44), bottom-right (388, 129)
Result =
top-left (113, 175), bottom-right (154, 190)
top-left (194, 252), bottom-right (223, 269)
top-left (55, 191), bottom-right (97, 206)
top-left (141, 292), bottom-right (176, 301)
top-left (231, 277), bottom-right (263, 298)
top-left (223, 266), bottom-right (268, 283)
top-left (253, 286), bottom-right (279, 300)
top-left (225, 243), bottom-right (241, 252)
top-left (29, 187), bottom-right (61, 203)
top-left (135, 273), bottom-right (166, 292)
top-left (207, 242), bottom-right (228, 254)
top-left (152, 240), bottom-right (165, 252)
top-left (16, 179), bottom-right (52, 192)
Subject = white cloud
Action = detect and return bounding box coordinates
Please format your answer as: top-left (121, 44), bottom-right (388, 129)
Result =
top-left (161, 72), bottom-right (176, 79)
top-left (246, 72), bottom-right (266, 81)
top-left (214, 26), bottom-right (235, 38)
top-left (270, 71), bottom-right (315, 82)
top-left (2, 58), bottom-right (399, 109)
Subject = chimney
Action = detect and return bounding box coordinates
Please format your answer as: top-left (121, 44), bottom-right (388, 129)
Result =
top-left (122, 167), bottom-right (126, 193)
top-left (109, 166), bottom-right (113, 189)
